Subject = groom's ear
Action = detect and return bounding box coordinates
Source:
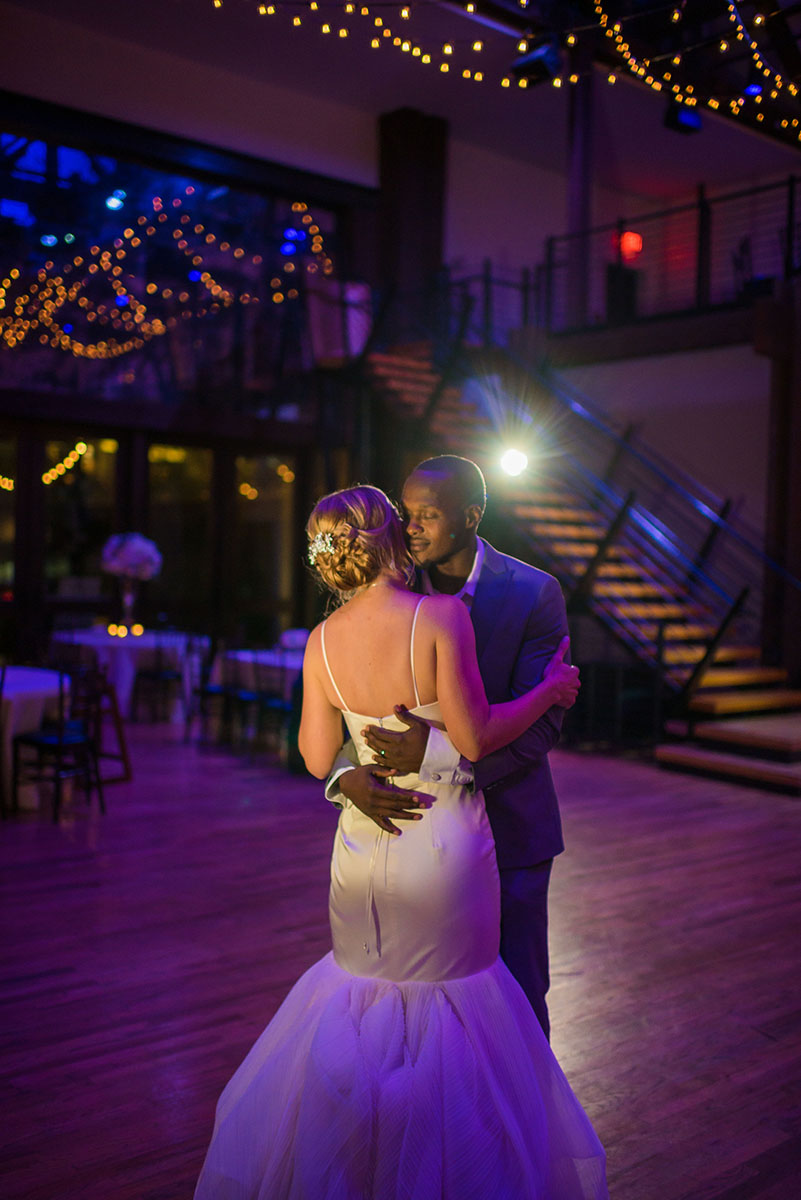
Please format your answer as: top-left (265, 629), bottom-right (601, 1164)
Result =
top-left (465, 503), bottom-right (483, 531)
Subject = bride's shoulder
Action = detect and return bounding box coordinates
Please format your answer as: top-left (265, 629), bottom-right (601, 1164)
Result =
top-left (418, 593), bottom-right (471, 632)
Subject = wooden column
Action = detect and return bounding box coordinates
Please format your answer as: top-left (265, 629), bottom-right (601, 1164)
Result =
top-left (115, 431), bottom-right (149, 533)
top-left (756, 280), bottom-right (801, 677)
top-left (210, 448), bottom-right (236, 642)
top-left (13, 432), bottom-right (47, 660)
top-left (378, 107), bottom-right (448, 301)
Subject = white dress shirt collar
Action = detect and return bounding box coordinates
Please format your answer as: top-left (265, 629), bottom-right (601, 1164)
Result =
top-left (422, 536), bottom-right (485, 605)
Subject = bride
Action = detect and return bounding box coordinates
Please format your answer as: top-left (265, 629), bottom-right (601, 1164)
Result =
top-left (194, 484), bottom-right (608, 1200)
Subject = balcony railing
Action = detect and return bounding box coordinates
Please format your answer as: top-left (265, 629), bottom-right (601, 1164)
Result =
top-left (440, 175), bottom-right (801, 342)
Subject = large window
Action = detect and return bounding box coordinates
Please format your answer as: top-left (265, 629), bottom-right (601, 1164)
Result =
top-left (147, 445), bottom-right (213, 630)
top-left (0, 130), bottom-right (338, 405)
top-left (0, 438), bottom-right (14, 595)
top-left (234, 453), bottom-right (297, 644)
top-left (43, 436), bottom-right (117, 609)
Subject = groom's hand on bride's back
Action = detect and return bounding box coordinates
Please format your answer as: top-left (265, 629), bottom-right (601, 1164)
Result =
top-left (339, 764), bottom-right (429, 837)
top-left (362, 706), bottom-right (429, 773)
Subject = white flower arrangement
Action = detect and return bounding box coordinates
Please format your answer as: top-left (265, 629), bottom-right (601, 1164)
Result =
top-left (101, 532), bottom-right (162, 581)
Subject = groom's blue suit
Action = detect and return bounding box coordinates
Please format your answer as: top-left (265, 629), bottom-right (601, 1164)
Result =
top-left (467, 541), bottom-right (566, 868)
top-left (426, 539), bottom-right (568, 1035)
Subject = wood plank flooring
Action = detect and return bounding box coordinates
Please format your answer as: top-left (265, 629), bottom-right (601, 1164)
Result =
top-left (1, 727), bottom-right (800, 1199)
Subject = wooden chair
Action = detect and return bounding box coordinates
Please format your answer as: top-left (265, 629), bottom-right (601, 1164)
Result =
top-left (47, 642), bottom-right (131, 782)
top-left (131, 632), bottom-right (183, 722)
top-left (184, 637), bottom-right (236, 744)
top-left (12, 669), bottom-right (105, 822)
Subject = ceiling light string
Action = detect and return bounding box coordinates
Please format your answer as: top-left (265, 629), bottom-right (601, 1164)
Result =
top-left (0, 194), bottom-right (333, 358)
top-left (593, 0), bottom-right (801, 140)
top-left (725, 1), bottom-right (797, 100)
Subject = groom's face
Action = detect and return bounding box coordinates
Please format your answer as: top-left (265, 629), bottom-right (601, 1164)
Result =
top-left (401, 472), bottom-right (474, 569)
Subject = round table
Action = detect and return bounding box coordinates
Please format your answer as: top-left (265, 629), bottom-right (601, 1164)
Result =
top-left (52, 629), bottom-right (206, 719)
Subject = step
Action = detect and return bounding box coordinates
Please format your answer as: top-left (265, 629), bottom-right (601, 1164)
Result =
top-left (550, 540), bottom-right (603, 558)
top-left (690, 714), bottom-right (801, 757)
top-left (662, 644), bottom-right (762, 666)
top-left (506, 490), bottom-right (573, 505)
top-left (594, 562), bottom-right (644, 579)
top-left (532, 522), bottom-right (609, 540)
top-left (592, 581), bottom-right (676, 600)
top-left (369, 356), bottom-right (438, 378)
top-left (636, 623), bottom-right (720, 641)
top-left (695, 666), bottom-right (789, 689)
top-left (689, 688), bottom-right (801, 716)
top-left (513, 505), bottom-right (600, 523)
top-left (612, 602), bottom-right (705, 620)
top-left (654, 743), bottom-right (801, 792)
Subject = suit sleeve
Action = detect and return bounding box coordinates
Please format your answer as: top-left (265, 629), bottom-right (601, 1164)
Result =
top-left (472, 573), bottom-right (568, 794)
top-left (323, 742), bottom-right (359, 809)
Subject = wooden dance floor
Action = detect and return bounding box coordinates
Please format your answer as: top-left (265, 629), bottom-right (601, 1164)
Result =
top-left (2, 727), bottom-right (799, 1199)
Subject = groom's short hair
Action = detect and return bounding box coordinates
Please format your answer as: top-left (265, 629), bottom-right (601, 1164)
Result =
top-left (412, 455), bottom-right (487, 516)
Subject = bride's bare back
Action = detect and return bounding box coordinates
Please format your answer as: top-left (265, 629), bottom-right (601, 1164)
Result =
top-left (315, 586), bottom-right (439, 717)
top-left (300, 578), bottom-right (578, 779)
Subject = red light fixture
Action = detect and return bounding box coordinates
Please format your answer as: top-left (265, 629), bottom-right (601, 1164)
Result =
top-left (619, 230), bottom-right (643, 262)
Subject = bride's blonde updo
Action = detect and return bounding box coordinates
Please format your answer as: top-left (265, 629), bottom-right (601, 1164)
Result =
top-left (306, 484), bottom-right (414, 598)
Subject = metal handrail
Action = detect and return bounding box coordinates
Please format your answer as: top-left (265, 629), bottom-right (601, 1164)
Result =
top-left (505, 350), bottom-right (801, 595)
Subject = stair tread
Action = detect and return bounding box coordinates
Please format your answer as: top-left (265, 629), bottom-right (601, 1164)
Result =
top-left (689, 688), bottom-right (801, 715)
top-left (636, 623), bottom-right (720, 641)
top-left (695, 666), bottom-right (789, 688)
top-left (592, 581), bottom-right (677, 599)
top-left (532, 523), bottom-right (609, 539)
top-left (690, 714), bottom-right (801, 754)
top-left (655, 743), bottom-right (801, 789)
top-left (369, 359), bottom-right (438, 379)
top-left (610, 602), bottom-right (707, 618)
top-left (663, 645), bottom-right (762, 665)
top-left (513, 505), bottom-right (600, 523)
top-left (551, 542), bottom-right (626, 558)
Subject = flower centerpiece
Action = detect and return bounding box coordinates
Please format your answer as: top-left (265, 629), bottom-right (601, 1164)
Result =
top-left (101, 533), bottom-right (162, 626)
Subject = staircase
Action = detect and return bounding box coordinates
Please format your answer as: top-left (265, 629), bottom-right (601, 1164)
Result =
top-left (363, 343), bottom-right (801, 794)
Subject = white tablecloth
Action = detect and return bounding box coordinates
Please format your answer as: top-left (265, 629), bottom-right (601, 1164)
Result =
top-left (52, 629), bottom-right (207, 718)
top-left (1, 667), bottom-right (63, 808)
top-left (210, 649), bottom-right (304, 703)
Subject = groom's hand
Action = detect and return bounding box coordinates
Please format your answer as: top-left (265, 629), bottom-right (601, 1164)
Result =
top-left (339, 765), bottom-right (429, 837)
top-left (362, 705), bottom-right (430, 773)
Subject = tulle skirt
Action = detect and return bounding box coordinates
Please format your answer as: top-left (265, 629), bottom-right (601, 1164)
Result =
top-left (193, 951), bottom-right (608, 1200)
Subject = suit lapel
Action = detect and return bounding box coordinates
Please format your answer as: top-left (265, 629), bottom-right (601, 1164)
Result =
top-left (470, 543), bottom-right (513, 664)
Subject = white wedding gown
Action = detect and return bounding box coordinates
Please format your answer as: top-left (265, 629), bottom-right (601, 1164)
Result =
top-left (194, 601), bottom-right (608, 1199)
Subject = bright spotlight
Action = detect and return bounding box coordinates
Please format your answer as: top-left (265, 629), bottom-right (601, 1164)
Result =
top-left (501, 449), bottom-right (528, 476)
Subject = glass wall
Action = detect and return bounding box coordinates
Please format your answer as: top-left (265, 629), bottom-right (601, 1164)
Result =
top-left (234, 453), bottom-right (297, 645)
top-left (0, 437), bottom-right (14, 598)
top-left (147, 444), bottom-right (213, 630)
top-left (0, 132), bottom-right (339, 406)
top-left (43, 436), bottom-right (117, 626)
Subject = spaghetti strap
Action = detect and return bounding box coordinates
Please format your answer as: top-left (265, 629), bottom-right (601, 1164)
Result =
top-left (409, 596), bottom-right (426, 709)
top-left (320, 619), bottom-right (348, 710)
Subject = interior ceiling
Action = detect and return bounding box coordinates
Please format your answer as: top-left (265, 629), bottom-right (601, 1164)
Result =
top-left (10, 0), bottom-right (801, 201)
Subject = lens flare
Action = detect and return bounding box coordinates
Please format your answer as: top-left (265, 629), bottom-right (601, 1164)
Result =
top-left (500, 449), bottom-right (528, 476)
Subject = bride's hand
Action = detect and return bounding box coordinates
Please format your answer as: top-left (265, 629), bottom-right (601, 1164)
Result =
top-left (543, 636), bottom-right (581, 708)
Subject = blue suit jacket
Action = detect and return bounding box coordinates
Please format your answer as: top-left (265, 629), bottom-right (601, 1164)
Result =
top-left (461, 541), bottom-right (567, 870)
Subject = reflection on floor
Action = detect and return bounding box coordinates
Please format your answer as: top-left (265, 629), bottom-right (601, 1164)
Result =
top-left (1, 726), bottom-right (799, 1200)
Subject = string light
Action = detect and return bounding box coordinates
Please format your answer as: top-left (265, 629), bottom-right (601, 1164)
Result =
top-left (593, 1), bottom-right (801, 145)
top-left (204, 0), bottom-right (576, 92)
top-left (2, 193), bottom-right (334, 356)
top-left (41, 440), bottom-right (88, 485)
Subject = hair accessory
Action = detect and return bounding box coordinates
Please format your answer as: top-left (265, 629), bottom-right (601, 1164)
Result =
top-left (308, 531), bottom-right (336, 565)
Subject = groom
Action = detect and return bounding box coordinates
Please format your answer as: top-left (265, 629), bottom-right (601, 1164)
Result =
top-left (327, 454), bottom-right (569, 1038)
